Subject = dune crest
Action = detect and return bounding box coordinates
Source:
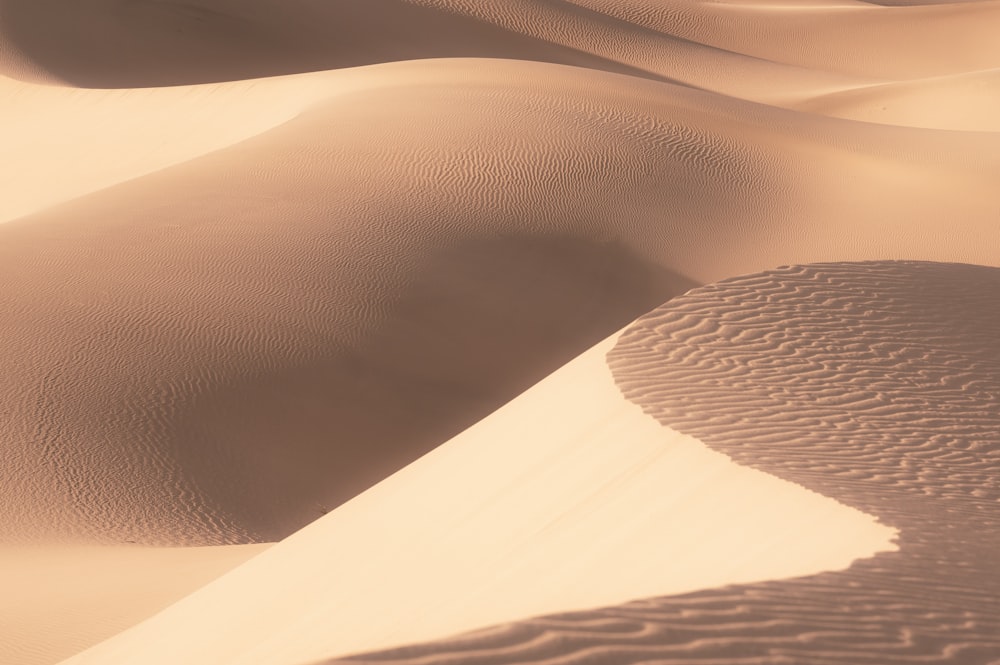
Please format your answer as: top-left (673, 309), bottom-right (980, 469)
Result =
top-left (325, 261), bottom-right (1000, 664)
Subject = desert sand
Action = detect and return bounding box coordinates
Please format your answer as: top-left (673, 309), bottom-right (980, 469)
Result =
top-left (0, 0), bottom-right (998, 663)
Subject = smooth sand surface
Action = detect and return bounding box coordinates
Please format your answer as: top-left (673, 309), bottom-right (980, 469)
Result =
top-left (0, 544), bottom-right (267, 665)
top-left (56, 331), bottom-right (897, 665)
top-left (1, 0), bottom-right (998, 663)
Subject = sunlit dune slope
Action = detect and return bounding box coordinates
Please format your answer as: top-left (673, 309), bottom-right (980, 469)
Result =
top-left (317, 260), bottom-right (1000, 665)
top-left (0, 544), bottom-right (267, 665)
top-left (0, 73), bottom-right (344, 224)
top-left (57, 330), bottom-right (896, 665)
top-left (794, 68), bottom-right (1000, 130)
top-left (2, 58), bottom-right (999, 549)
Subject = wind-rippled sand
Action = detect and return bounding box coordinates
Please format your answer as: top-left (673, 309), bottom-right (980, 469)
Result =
top-left (1, 0), bottom-right (998, 663)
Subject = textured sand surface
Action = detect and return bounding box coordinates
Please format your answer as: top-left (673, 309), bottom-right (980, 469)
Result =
top-left (322, 262), bottom-right (1000, 664)
top-left (3, 59), bottom-right (999, 548)
top-left (55, 332), bottom-right (896, 665)
top-left (1, 0), bottom-right (999, 662)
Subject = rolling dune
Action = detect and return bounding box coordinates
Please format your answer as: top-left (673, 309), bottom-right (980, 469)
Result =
top-left (1, 0), bottom-right (999, 663)
top-left (4, 58), bottom-right (999, 548)
top-left (794, 68), bottom-right (1000, 131)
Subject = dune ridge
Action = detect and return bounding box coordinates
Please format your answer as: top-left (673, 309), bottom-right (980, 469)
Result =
top-left (326, 261), bottom-right (1000, 664)
top-left (54, 330), bottom-right (896, 665)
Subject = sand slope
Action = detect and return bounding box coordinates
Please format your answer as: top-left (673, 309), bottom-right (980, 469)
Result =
top-left (0, 544), bottom-right (266, 665)
top-left (57, 330), bottom-right (896, 665)
top-left (795, 68), bottom-right (1000, 130)
top-left (319, 262), bottom-right (1000, 664)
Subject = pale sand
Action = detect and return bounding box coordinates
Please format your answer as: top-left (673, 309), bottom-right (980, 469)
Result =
top-left (326, 261), bottom-right (1000, 664)
top-left (793, 68), bottom-right (1000, 131)
top-left (0, 0), bottom-right (998, 662)
top-left (0, 74), bottom-right (330, 224)
top-left (56, 331), bottom-right (897, 665)
top-left (0, 544), bottom-right (267, 665)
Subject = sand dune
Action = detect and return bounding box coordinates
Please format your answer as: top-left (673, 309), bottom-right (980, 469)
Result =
top-left (1, 0), bottom-right (999, 663)
top-left (0, 73), bottom-right (341, 224)
top-left (318, 261), bottom-right (1000, 664)
top-left (56, 330), bottom-right (896, 665)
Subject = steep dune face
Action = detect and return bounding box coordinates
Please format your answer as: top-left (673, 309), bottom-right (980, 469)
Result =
top-left (322, 262), bottom-right (1000, 664)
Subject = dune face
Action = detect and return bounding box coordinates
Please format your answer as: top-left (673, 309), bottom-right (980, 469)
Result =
top-left (327, 261), bottom-right (1000, 664)
top-left (52, 331), bottom-right (897, 665)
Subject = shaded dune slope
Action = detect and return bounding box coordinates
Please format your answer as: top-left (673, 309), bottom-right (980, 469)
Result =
top-left (334, 261), bottom-right (1000, 664)
top-left (0, 544), bottom-right (267, 665)
top-left (794, 68), bottom-right (1000, 131)
top-left (0, 0), bottom-right (666, 87)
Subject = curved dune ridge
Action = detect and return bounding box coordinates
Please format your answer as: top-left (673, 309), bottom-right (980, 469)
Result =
top-left (55, 330), bottom-right (896, 665)
top-left (1, 0), bottom-right (1000, 663)
top-left (327, 261), bottom-right (1000, 664)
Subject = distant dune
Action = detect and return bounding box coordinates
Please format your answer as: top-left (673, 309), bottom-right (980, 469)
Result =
top-left (1, 0), bottom-right (998, 663)
top-left (3, 58), bottom-right (999, 549)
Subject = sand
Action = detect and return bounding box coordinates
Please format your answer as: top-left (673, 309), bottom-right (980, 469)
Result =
top-left (0, 0), bottom-right (998, 663)
top-left (55, 331), bottom-right (898, 665)
top-left (0, 545), bottom-right (267, 665)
